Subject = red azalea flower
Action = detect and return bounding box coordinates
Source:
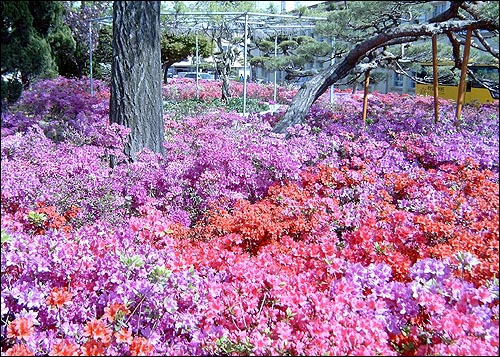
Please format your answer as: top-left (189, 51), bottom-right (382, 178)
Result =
top-left (3, 343), bottom-right (34, 356)
top-left (7, 317), bottom-right (34, 340)
top-left (80, 339), bottom-right (106, 356)
top-left (50, 339), bottom-right (80, 356)
top-left (129, 336), bottom-right (154, 356)
top-left (82, 319), bottom-right (112, 345)
top-left (102, 301), bottom-right (130, 323)
top-left (115, 328), bottom-right (133, 345)
top-left (46, 287), bottom-right (73, 309)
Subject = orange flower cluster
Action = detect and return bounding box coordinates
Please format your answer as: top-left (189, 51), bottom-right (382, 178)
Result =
top-left (129, 336), bottom-right (155, 356)
top-left (26, 202), bottom-right (80, 235)
top-left (191, 164), bottom-right (371, 256)
top-left (50, 339), bottom-right (79, 356)
top-left (182, 162), bottom-right (498, 286)
top-left (3, 300), bottom-right (154, 356)
top-left (6, 317), bottom-right (34, 341)
top-left (3, 343), bottom-right (34, 356)
top-left (424, 162), bottom-right (499, 284)
top-left (102, 301), bottom-right (131, 323)
top-left (46, 287), bottom-right (73, 309)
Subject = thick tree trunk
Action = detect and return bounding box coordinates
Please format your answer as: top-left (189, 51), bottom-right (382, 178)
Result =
top-left (109, 1), bottom-right (165, 161)
top-left (272, 63), bottom-right (347, 135)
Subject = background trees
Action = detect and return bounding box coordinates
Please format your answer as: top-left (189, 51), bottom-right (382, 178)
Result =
top-left (160, 31), bottom-right (212, 83)
top-left (109, 1), bottom-right (164, 162)
top-left (272, 1), bottom-right (499, 134)
top-left (189, 1), bottom-right (255, 102)
top-left (60, 1), bottom-right (112, 79)
top-left (1, 1), bottom-right (61, 103)
top-left (1, 1), bottom-right (111, 106)
top-left (2, 1), bottom-right (498, 146)
top-left (250, 33), bottom-right (333, 84)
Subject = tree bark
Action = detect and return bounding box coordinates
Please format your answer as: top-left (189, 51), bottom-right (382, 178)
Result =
top-left (109, 1), bottom-right (165, 161)
top-left (214, 36), bottom-right (233, 103)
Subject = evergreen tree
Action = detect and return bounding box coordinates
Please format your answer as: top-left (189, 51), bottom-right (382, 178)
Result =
top-left (250, 33), bottom-right (333, 84)
top-left (61, 1), bottom-right (112, 79)
top-left (1, 1), bottom-right (59, 103)
top-left (272, 1), bottom-right (499, 134)
top-left (160, 31), bottom-right (212, 83)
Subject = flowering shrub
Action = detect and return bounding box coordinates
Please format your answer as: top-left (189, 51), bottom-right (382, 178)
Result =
top-left (1, 77), bottom-right (498, 355)
top-left (163, 77), bottom-right (303, 105)
top-left (3, 77), bottom-right (111, 146)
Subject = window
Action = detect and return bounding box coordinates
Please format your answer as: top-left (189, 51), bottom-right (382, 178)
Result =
top-left (410, 71), bottom-right (416, 88)
top-left (393, 72), bottom-right (404, 87)
top-left (433, 3), bottom-right (448, 18)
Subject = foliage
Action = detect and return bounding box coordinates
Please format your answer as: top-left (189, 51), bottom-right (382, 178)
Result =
top-left (0, 78), bottom-right (23, 104)
top-left (92, 24), bottom-right (113, 81)
top-left (212, 97), bottom-right (269, 113)
top-left (60, 1), bottom-right (112, 79)
top-left (1, 77), bottom-right (499, 356)
top-left (163, 97), bottom-right (269, 119)
top-left (30, 0), bottom-right (77, 79)
top-left (1, 1), bottom-right (58, 101)
top-left (190, 1), bottom-right (256, 13)
top-left (252, 34), bottom-right (332, 81)
top-left (162, 77), bottom-right (295, 104)
top-left (1, 1), bottom-right (106, 103)
top-left (160, 31), bottom-right (212, 79)
top-left (479, 1), bottom-right (500, 25)
top-left (47, 23), bottom-right (77, 77)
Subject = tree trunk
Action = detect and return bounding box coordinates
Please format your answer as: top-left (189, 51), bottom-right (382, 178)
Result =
top-left (109, 1), bottom-right (165, 161)
top-left (272, 63), bottom-right (346, 135)
top-left (163, 60), bottom-right (176, 84)
top-left (214, 36), bottom-right (232, 103)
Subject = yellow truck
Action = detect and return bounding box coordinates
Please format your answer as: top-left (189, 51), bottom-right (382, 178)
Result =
top-left (415, 62), bottom-right (499, 104)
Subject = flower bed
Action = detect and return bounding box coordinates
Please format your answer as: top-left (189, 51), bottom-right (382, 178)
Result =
top-left (1, 77), bottom-right (498, 356)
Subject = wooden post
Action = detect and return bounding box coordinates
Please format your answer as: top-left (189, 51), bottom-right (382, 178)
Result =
top-left (455, 27), bottom-right (472, 126)
top-left (432, 34), bottom-right (439, 124)
top-left (362, 70), bottom-right (370, 125)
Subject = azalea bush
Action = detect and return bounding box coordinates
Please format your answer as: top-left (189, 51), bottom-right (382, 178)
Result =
top-left (162, 78), bottom-right (294, 104)
top-left (163, 97), bottom-right (270, 119)
top-left (1, 76), bottom-right (498, 356)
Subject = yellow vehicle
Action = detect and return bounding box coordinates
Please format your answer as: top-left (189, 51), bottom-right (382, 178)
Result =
top-left (415, 62), bottom-right (499, 104)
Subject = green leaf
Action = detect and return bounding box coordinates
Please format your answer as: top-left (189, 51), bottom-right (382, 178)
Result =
top-left (1, 229), bottom-right (14, 244)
